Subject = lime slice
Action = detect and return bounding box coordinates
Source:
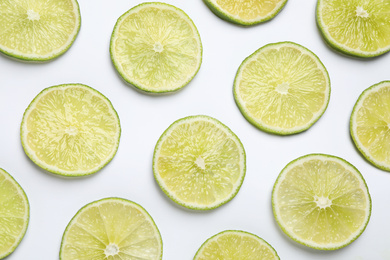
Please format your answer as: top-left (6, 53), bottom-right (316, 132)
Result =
top-left (317, 0), bottom-right (390, 58)
top-left (0, 168), bottom-right (29, 259)
top-left (272, 154), bottom-right (371, 250)
top-left (0, 0), bottom-right (81, 61)
top-left (203, 0), bottom-right (288, 26)
top-left (110, 2), bottom-right (202, 93)
top-left (20, 84), bottom-right (121, 177)
top-left (350, 81), bottom-right (390, 171)
top-left (153, 115), bottom-right (246, 210)
top-left (60, 197), bottom-right (162, 260)
top-left (194, 230), bottom-right (279, 259)
top-left (234, 42), bottom-right (331, 135)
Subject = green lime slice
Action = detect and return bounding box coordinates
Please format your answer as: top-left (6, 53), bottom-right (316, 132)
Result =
top-left (60, 197), bottom-right (163, 260)
top-left (0, 0), bottom-right (81, 61)
top-left (234, 42), bottom-right (331, 135)
top-left (20, 84), bottom-right (121, 177)
top-left (272, 154), bottom-right (371, 250)
top-left (317, 0), bottom-right (390, 58)
top-left (153, 115), bottom-right (246, 210)
top-left (203, 0), bottom-right (288, 26)
top-left (0, 168), bottom-right (29, 259)
top-left (194, 230), bottom-right (279, 259)
top-left (110, 2), bottom-right (202, 93)
top-left (351, 81), bottom-right (390, 171)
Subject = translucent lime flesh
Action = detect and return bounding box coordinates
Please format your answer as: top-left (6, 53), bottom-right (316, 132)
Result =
top-left (214, 0), bottom-right (284, 20)
top-left (60, 198), bottom-right (162, 260)
top-left (0, 0), bottom-right (79, 59)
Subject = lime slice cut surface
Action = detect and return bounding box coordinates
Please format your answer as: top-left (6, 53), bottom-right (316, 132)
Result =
top-left (272, 154), bottom-right (371, 250)
top-left (0, 0), bottom-right (81, 61)
top-left (153, 115), bottom-right (246, 210)
top-left (20, 84), bottom-right (121, 177)
top-left (110, 2), bottom-right (202, 93)
top-left (0, 168), bottom-right (29, 259)
top-left (203, 0), bottom-right (288, 26)
top-left (194, 230), bottom-right (279, 259)
top-left (351, 81), bottom-right (390, 171)
top-left (234, 42), bottom-right (330, 135)
top-left (317, 0), bottom-right (390, 57)
top-left (60, 198), bottom-right (163, 260)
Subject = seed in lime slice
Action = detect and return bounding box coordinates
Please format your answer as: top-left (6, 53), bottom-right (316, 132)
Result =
top-left (0, 0), bottom-right (81, 61)
top-left (153, 115), bottom-right (246, 210)
top-left (203, 0), bottom-right (288, 26)
top-left (350, 81), bottom-right (390, 171)
top-left (0, 168), bottom-right (29, 259)
top-left (20, 84), bottom-right (121, 177)
top-left (317, 0), bottom-right (390, 58)
top-left (110, 2), bottom-right (202, 93)
top-left (272, 154), bottom-right (371, 250)
top-left (194, 230), bottom-right (279, 259)
top-left (60, 197), bottom-right (163, 260)
top-left (234, 42), bottom-right (331, 135)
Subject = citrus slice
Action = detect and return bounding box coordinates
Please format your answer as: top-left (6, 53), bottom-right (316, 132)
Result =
top-left (20, 84), bottom-right (121, 177)
top-left (194, 230), bottom-right (279, 259)
top-left (60, 197), bottom-right (162, 260)
top-left (317, 0), bottom-right (390, 58)
top-left (0, 168), bottom-right (29, 259)
top-left (153, 115), bottom-right (246, 210)
top-left (203, 0), bottom-right (288, 26)
top-left (272, 154), bottom-right (371, 250)
top-left (110, 2), bottom-right (202, 93)
top-left (350, 81), bottom-right (390, 171)
top-left (0, 0), bottom-right (81, 61)
top-left (234, 42), bottom-right (331, 135)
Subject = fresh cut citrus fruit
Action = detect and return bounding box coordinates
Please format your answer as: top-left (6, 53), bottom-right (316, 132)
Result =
top-left (351, 81), bottom-right (390, 171)
top-left (0, 0), bottom-right (81, 61)
top-left (203, 0), bottom-right (288, 26)
top-left (153, 115), bottom-right (246, 210)
top-left (234, 42), bottom-right (330, 135)
top-left (60, 197), bottom-right (163, 260)
top-left (110, 2), bottom-right (202, 93)
top-left (194, 230), bottom-right (279, 259)
top-left (317, 0), bottom-right (390, 58)
top-left (21, 84), bottom-right (121, 177)
top-left (272, 154), bottom-right (371, 250)
top-left (0, 168), bottom-right (29, 259)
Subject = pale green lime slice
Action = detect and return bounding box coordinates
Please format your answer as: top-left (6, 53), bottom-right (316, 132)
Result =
top-left (110, 2), bottom-right (202, 93)
top-left (194, 230), bottom-right (279, 259)
top-left (0, 168), bottom-right (29, 259)
top-left (203, 0), bottom-right (288, 26)
top-left (350, 81), bottom-right (390, 171)
top-left (60, 197), bottom-right (163, 260)
top-left (272, 154), bottom-right (371, 250)
top-left (153, 115), bottom-right (246, 210)
top-left (317, 0), bottom-right (390, 57)
top-left (20, 84), bottom-right (121, 177)
top-left (0, 0), bottom-right (81, 61)
top-left (234, 42), bottom-right (331, 135)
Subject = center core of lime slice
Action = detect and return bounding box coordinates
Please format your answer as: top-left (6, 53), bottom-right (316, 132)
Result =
top-left (153, 42), bottom-right (164, 53)
top-left (314, 195), bottom-right (332, 209)
top-left (195, 156), bottom-right (206, 170)
top-left (275, 83), bottom-right (289, 94)
top-left (27, 9), bottom-right (40, 20)
top-left (355, 6), bottom-right (369, 18)
top-left (105, 243), bottom-right (119, 256)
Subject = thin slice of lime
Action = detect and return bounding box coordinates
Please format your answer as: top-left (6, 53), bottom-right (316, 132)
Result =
top-left (0, 0), bottom-right (81, 61)
top-left (350, 81), bottom-right (390, 171)
top-left (0, 168), bottom-right (29, 259)
top-left (20, 84), bottom-right (121, 177)
top-left (60, 197), bottom-right (163, 260)
top-left (194, 230), bottom-right (279, 259)
top-left (272, 154), bottom-right (371, 250)
top-left (153, 115), bottom-right (246, 210)
top-left (317, 0), bottom-right (390, 58)
top-left (110, 2), bottom-right (202, 94)
top-left (234, 42), bottom-right (331, 135)
top-left (203, 0), bottom-right (288, 26)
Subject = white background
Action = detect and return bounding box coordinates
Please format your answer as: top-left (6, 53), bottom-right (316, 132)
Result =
top-left (1, 0), bottom-right (390, 259)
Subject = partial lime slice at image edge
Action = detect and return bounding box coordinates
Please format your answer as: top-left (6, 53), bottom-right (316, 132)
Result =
top-left (0, 168), bottom-right (29, 259)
